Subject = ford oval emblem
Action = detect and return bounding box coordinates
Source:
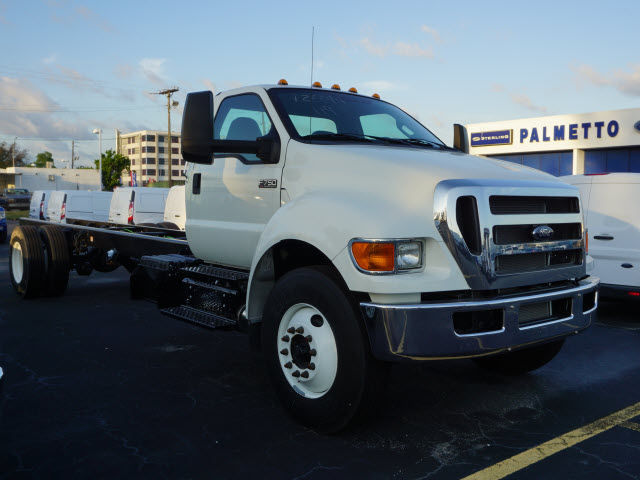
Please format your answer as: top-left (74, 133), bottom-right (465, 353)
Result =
top-left (635, 120), bottom-right (640, 133)
top-left (532, 225), bottom-right (554, 241)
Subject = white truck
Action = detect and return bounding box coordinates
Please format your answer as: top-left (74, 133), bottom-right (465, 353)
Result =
top-left (561, 173), bottom-right (639, 298)
top-left (8, 82), bottom-right (599, 432)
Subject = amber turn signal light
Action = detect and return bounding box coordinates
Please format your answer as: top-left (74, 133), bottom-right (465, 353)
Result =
top-left (351, 242), bottom-right (395, 272)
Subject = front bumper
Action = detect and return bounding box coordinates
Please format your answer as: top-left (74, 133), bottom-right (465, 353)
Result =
top-left (360, 276), bottom-right (599, 361)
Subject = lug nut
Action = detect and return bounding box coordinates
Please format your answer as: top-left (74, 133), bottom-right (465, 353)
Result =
top-left (311, 314), bottom-right (324, 327)
top-left (310, 349), bottom-right (317, 356)
top-left (281, 335), bottom-right (290, 342)
top-left (308, 363), bottom-right (315, 370)
top-left (280, 349), bottom-right (288, 355)
top-left (287, 327), bottom-right (295, 334)
top-left (292, 370), bottom-right (301, 378)
top-left (284, 362), bottom-right (292, 369)
top-left (295, 327), bottom-right (304, 334)
top-left (305, 335), bottom-right (312, 342)
top-left (301, 371), bottom-right (309, 378)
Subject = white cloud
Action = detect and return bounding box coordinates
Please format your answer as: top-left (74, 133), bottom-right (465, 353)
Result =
top-left (360, 37), bottom-right (388, 57)
top-left (359, 37), bottom-right (434, 59)
top-left (43, 53), bottom-right (57, 65)
top-left (0, 77), bottom-right (94, 140)
top-left (202, 79), bottom-right (216, 92)
top-left (420, 25), bottom-right (441, 43)
top-left (510, 93), bottom-right (547, 113)
top-left (573, 63), bottom-right (640, 96)
top-left (393, 42), bottom-right (433, 58)
top-left (140, 58), bottom-right (167, 86)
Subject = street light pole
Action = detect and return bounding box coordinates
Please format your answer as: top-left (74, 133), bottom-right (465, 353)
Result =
top-left (92, 128), bottom-right (103, 191)
top-left (11, 136), bottom-right (17, 168)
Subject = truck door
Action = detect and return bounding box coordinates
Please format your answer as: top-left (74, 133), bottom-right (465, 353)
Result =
top-left (187, 92), bottom-right (283, 268)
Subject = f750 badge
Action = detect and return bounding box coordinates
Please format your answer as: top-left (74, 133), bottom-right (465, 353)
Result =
top-left (259, 179), bottom-right (278, 189)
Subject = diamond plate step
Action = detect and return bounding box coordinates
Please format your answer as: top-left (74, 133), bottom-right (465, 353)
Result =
top-left (180, 264), bottom-right (249, 282)
top-left (160, 305), bottom-right (236, 329)
top-left (140, 254), bottom-right (197, 271)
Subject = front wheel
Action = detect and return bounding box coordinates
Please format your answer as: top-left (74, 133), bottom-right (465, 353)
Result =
top-left (262, 266), bottom-right (387, 433)
top-left (473, 339), bottom-right (565, 375)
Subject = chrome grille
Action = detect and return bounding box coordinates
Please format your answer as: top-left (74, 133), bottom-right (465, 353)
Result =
top-left (434, 179), bottom-right (586, 290)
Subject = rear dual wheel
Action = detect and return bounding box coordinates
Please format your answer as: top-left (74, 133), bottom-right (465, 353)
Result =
top-left (9, 225), bottom-right (70, 298)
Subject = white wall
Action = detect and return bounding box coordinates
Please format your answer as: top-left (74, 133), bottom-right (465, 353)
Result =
top-left (1, 167), bottom-right (100, 191)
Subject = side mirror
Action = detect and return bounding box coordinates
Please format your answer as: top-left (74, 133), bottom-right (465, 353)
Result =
top-left (453, 123), bottom-right (469, 153)
top-left (256, 135), bottom-right (281, 164)
top-left (182, 91), bottom-right (214, 165)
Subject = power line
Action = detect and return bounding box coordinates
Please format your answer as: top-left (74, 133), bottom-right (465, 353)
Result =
top-left (0, 105), bottom-right (164, 113)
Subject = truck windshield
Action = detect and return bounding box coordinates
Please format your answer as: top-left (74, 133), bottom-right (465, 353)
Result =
top-left (268, 87), bottom-right (446, 148)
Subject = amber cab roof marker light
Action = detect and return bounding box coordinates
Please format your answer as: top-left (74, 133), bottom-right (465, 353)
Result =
top-left (278, 79), bottom-right (288, 85)
top-left (372, 93), bottom-right (380, 99)
top-left (331, 84), bottom-right (341, 90)
top-left (348, 87), bottom-right (358, 93)
top-left (312, 81), bottom-right (323, 88)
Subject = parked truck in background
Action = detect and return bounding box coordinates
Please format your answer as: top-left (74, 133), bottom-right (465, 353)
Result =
top-left (8, 82), bottom-right (599, 432)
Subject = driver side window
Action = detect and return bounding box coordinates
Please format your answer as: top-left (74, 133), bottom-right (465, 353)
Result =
top-left (214, 94), bottom-right (273, 162)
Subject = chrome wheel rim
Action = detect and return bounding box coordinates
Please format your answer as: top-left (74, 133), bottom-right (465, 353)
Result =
top-left (11, 241), bottom-right (24, 283)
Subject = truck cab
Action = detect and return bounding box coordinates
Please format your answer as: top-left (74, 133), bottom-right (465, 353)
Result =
top-left (179, 83), bottom-right (598, 431)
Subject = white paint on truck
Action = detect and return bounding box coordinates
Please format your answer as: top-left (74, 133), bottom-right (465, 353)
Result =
top-left (561, 173), bottom-right (640, 292)
top-left (109, 187), bottom-right (169, 225)
top-left (164, 185), bottom-right (186, 230)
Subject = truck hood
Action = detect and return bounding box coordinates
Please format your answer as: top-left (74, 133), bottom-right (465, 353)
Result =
top-left (283, 141), bottom-right (565, 202)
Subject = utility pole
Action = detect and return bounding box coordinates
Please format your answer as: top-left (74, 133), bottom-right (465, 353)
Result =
top-left (71, 140), bottom-right (75, 169)
top-left (11, 136), bottom-right (17, 168)
top-left (153, 87), bottom-right (179, 187)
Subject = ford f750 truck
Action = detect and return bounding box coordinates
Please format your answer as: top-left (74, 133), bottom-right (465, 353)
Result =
top-left (8, 81), bottom-right (599, 432)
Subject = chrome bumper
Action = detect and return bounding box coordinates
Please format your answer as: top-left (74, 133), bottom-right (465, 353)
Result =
top-left (360, 276), bottom-right (599, 361)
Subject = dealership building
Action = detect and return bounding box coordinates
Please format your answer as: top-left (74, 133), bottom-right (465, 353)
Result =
top-left (463, 108), bottom-right (640, 176)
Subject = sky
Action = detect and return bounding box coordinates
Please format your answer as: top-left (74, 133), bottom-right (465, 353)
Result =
top-left (0, 0), bottom-right (638, 167)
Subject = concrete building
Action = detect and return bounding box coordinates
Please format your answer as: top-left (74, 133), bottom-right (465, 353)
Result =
top-left (463, 108), bottom-right (640, 176)
top-left (116, 130), bottom-right (185, 186)
top-left (0, 167), bottom-right (100, 191)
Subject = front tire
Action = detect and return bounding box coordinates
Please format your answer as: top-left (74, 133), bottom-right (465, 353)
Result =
top-left (474, 339), bottom-right (565, 375)
top-left (262, 266), bottom-right (387, 433)
top-left (9, 225), bottom-right (45, 298)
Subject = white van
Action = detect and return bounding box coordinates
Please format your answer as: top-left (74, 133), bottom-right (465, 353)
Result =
top-left (29, 190), bottom-right (51, 220)
top-left (46, 191), bottom-right (113, 224)
top-left (108, 187), bottom-right (169, 225)
top-left (161, 185), bottom-right (186, 230)
top-left (561, 173), bottom-right (640, 298)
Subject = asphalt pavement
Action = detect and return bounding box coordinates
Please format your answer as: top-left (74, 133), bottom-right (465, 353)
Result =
top-left (1, 222), bottom-right (639, 479)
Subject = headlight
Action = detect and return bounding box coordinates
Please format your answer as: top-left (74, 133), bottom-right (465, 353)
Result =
top-left (350, 239), bottom-right (423, 274)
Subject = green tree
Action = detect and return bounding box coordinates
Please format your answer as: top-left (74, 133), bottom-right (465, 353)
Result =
top-left (0, 141), bottom-right (28, 168)
top-left (94, 149), bottom-right (130, 191)
top-left (35, 151), bottom-right (55, 168)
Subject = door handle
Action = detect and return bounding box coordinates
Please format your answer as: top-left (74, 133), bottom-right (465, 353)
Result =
top-left (593, 235), bottom-right (614, 241)
top-left (192, 173), bottom-right (201, 195)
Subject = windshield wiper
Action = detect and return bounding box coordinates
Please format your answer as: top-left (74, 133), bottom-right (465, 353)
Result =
top-left (301, 132), bottom-right (378, 143)
top-left (365, 136), bottom-right (454, 150)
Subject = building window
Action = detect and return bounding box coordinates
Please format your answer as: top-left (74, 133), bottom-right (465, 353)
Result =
top-left (142, 146), bottom-right (146, 153)
top-left (159, 169), bottom-right (166, 177)
top-left (131, 159), bottom-right (136, 165)
top-left (171, 147), bottom-right (179, 154)
top-left (158, 158), bottom-right (165, 165)
top-left (172, 158), bottom-right (179, 165)
top-left (585, 147), bottom-right (640, 174)
top-left (489, 151), bottom-right (573, 176)
top-left (144, 134), bottom-right (156, 142)
top-left (180, 159), bottom-right (185, 165)
top-left (147, 169), bottom-right (157, 176)
top-left (158, 135), bottom-right (165, 143)
top-left (172, 169), bottom-right (179, 177)
top-left (147, 158), bottom-right (156, 165)
top-left (158, 146), bottom-right (165, 153)
top-left (171, 136), bottom-right (179, 143)
top-left (142, 158), bottom-right (147, 165)
top-left (142, 169), bottom-right (147, 176)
